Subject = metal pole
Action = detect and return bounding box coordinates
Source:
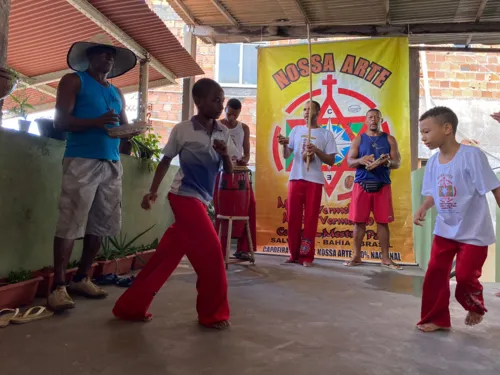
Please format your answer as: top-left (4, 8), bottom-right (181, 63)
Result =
top-left (138, 56), bottom-right (149, 122)
top-left (182, 25), bottom-right (197, 121)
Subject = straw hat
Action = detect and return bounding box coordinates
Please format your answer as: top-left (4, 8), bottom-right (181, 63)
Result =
top-left (67, 34), bottom-right (137, 79)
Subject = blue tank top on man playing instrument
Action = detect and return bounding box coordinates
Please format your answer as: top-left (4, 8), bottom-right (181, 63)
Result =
top-left (354, 133), bottom-right (392, 185)
top-left (64, 71), bottom-right (122, 161)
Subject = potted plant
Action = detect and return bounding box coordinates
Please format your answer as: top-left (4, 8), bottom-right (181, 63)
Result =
top-left (9, 92), bottom-right (34, 132)
top-left (130, 132), bottom-right (162, 172)
top-left (94, 225), bottom-right (155, 277)
top-left (131, 238), bottom-right (159, 270)
top-left (0, 67), bottom-right (18, 100)
top-left (32, 260), bottom-right (99, 298)
top-left (0, 269), bottom-right (43, 309)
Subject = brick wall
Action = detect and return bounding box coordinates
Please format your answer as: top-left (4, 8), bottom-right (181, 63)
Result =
top-left (421, 51), bottom-right (500, 100)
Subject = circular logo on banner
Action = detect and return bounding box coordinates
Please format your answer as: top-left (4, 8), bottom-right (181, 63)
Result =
top-left (272, 74), bottom-right (392, 201)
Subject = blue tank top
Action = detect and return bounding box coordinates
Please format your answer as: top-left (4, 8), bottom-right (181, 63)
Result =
top-left (354, 133), bottom-right (391, 184)
top-left (64, 71), bottom-right (122, 161)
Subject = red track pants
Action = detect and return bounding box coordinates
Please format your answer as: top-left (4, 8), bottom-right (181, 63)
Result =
top-left (418, 235), bottom-right (488, 328)
top-left (113, 193), bottom-right (229, 326)
top-left (287, 179), bottom-right (323, 263)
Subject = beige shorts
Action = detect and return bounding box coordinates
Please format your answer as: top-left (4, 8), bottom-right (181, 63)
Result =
top-left (55, 158), bottom-right (123, 240)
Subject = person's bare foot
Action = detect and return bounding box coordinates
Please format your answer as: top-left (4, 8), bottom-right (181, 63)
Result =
top-left (200, 320), bottom-right (231, 330)
top-left (303, 262), bottom-right (313, 267)
top-left (381, 259), bottom-right (403, 270)
top-left (465, 312), bottom-right (483, 326)
top-left (344, 258), bottom-right (362, 267)
top-left (283, 259), bottom-right (298, 265)
top-left (416, 323), bottom-right (449, 332)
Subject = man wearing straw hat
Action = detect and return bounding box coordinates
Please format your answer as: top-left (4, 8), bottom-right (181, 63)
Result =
top-left (48, 35), bottom-right (145, 312)
top-left (277, 101), bottom-right (337, 267)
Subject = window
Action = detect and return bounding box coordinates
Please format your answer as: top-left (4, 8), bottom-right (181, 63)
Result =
top-left (216, 43), bottom-right (264, 87)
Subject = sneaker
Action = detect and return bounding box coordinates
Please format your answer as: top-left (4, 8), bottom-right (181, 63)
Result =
top-left (67, 277), bottom-right (108, 299)
top-left (47, 286), bottom-right (75, 312)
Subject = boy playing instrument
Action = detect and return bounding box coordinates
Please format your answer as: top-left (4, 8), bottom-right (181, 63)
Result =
top-left (113, 78), bottom-right (236, 329)
top-left (415, 106), bottom-right (500, 332)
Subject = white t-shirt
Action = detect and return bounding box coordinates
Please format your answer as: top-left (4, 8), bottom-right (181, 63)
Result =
top-left (422, 145), bottom-right (500, 246)
top-left (225, 122), bottom-right (245, 162)
top-left (288, 126), bottom-right (338, 184)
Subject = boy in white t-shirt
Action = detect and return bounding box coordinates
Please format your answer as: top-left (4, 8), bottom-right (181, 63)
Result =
top-left (277, 101), bottom-right (338, 267)
top-left (415, 106), bottom-right (500, 332)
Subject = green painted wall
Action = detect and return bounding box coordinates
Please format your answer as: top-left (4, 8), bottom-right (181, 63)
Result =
top-left (0, 129), bottom-right (177, 277)
top-left (411, 167), bottom-right (436, 270)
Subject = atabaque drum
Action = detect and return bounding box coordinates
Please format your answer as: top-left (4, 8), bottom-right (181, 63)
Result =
top-left (216, 167), bottom-right (251, 238)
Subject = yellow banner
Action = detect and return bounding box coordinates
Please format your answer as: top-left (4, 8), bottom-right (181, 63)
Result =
top-left (255, 37), bottom-right (414, 264)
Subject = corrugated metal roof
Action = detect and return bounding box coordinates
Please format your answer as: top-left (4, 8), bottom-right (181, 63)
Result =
top-left (4, 0), bottom-right (203, 111)
top-left (166, 0), bottom-right (500, 45)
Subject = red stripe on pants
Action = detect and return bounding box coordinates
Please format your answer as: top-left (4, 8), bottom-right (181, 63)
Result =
top-left (418, 235), bottom-right (488, 328)
top-left (287, 179), bottom-right (323, 263)
top-left (113, 193), bottom-right (229, 325)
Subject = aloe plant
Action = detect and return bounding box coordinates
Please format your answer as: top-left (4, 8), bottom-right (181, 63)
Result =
top-left (97, 225), bottom-right (156, 261)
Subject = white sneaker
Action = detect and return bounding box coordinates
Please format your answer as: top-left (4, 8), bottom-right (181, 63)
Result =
top-left (67, 277), bottom-right (108, 299)
top-left (47, 286), bottom-right (75, 311)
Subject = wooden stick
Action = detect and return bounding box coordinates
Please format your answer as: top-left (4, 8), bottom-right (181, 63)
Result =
top-left (306, 23), bottom-right (313, 172)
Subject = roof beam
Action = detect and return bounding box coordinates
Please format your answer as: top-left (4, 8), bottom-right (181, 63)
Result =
top-left (171, 0), bottom-right (216, 45)
top-left (4, 79), bottom-right (174, 117)
top-left (210, 0), bottom-right (238, 26)
top-left (191, 22), bottom-right (500, 40)
top-left (293, 0), bottom-right (310, 24)
top-left (120, 78), bottom-right (171, 94)
top-left (66, 0), bottom-right (177, 83)
top-left (11, 70), bottom-right (57, 98)
top-left (475, 0), bottom-right (488, 22)
top-left (465, 35), bottom-right (473, 47)
top-left (385, 0), bottom-right (390, 24)
top-left (27, 69), bottom-right (73, 86)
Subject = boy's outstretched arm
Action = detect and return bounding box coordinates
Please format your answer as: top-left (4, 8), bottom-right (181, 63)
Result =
top-left (141, 156), bottom-right (171, 210)
top-left (414, 196), bottom-right (435, 226)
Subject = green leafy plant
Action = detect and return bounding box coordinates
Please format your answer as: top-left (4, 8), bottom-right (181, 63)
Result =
top-left (96, 225), bottom-right (156, 261)
top-left (131, 131), bottom-right (162, 172)
top-left (6, 268), bottom-right (32, 284)
top-left (134, 238), bottom-right (159, 253)
top-left (207, 201), bottom-right (216, 226)
top-left (9, 92), bottom-right (35, 120)
top-left (67, 260), bottom-right (80, 269)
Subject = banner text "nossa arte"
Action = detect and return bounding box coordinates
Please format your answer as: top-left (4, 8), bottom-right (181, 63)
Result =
top-left (272, 53), bottom-right (392, 90)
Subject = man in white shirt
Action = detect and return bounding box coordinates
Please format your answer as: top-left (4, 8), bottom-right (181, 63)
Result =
top-left (278, 101), bottom-right (338, 267)
top-left (216, 99), bottom-right (256, 262)
top-left (415, 106), bottom-right (500, 333)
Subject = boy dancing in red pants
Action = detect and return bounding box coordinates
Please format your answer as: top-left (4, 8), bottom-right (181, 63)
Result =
top-left (113, 78), bottom-right (236, 329)
top-left (277, 101), bottom-right (337, 267)
top-left (415, 106), bottom-right (500, 332)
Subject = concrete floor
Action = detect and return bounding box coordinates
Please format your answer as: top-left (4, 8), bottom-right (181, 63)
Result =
top-left (2, 255), bottom-right (500, 375)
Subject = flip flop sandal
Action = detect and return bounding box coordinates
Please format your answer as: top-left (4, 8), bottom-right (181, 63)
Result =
top-left (116, 276), bottom-right (135, 288)
top-left (234, 252), bottom-right (253, 262)
top-left (0, 308), bottom-right (20, 328)
top-left (11, 306), bottom-right (54, 325)
top-left (343, 260), bottom-right (363, 267)
top-left (381, 263), bottom-right (403, 270)
top-left (94, 274), bottom-right (119, 286)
